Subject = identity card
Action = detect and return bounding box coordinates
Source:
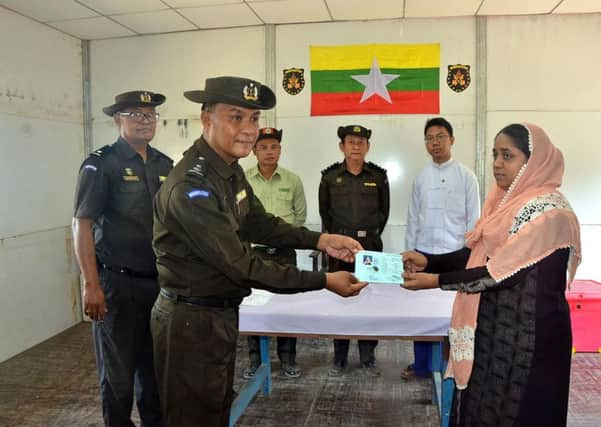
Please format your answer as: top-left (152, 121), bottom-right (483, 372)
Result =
top-left (354, 250), bottom-right (404, 284)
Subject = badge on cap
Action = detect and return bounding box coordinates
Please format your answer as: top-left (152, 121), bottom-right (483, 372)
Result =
top-left (353, 126), bottom-right (361, 133)
top-left (264, 128), bottom-right (273, 134)
top-left (140, 92), bottom-right (152, 103)
top-left (243, 83), bottom-right (259, 102)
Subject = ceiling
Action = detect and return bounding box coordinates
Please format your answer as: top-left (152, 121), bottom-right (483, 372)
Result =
top-left (1, 0), bottom-right (599, 40)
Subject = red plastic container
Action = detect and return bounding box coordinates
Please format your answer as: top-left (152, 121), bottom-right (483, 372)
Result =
top-left (566, 280), bottom-right (601, 353)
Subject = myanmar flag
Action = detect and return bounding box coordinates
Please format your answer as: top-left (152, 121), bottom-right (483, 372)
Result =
top-left (310, 44), bottom-right (440, 116)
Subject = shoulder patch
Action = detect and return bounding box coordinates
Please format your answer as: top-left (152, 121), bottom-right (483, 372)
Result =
top-left (366, 161), bottom-right (387, 174)
top-left (321, 162), bottom-right (342, 176)
top-left (90, 145), bottom-right (112, 157)
top-left (186, 157), bottom-right (208, 179)
top-left (187, 188), bottom-right (210, 199)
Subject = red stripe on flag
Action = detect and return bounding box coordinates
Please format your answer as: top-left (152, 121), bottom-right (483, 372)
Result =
top-left (311, 91), bottom-right (439, 116)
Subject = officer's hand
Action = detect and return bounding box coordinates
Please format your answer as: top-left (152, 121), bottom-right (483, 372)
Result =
top-left (402, 251), bottom-right (428, 273)
top-left (325, 271), bottom-right (368, 297)
top-left (84, 281), bottom-right (107, 321)
top-left (317, 234), bottom-right (363, 263)
top-left (402, 272), bottom-right (439, 291)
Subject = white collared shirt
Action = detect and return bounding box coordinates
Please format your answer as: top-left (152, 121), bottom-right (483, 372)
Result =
top-left (405, 159), bottom-right (480, 254)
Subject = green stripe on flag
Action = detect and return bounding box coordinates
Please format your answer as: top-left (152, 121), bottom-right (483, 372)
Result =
top-left (311, 68), bottom-right (439, 93)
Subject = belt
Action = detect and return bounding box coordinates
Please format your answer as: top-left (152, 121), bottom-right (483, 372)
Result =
top-left (160, 289), bottom-right (242, 309)
top-left (101, 264), bottom-right (157, 278)
top-left (337, 228), bottom-right (380, 238)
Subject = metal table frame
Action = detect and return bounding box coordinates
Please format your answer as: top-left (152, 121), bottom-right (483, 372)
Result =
top-left (229, 333), bottom-right (454, 426)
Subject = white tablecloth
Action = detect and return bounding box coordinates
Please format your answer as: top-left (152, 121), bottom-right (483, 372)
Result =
top-left (239, 284), bottom-right (455, 337)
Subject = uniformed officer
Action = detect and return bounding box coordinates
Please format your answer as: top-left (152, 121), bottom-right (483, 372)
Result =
top-left (319, 125), bottom-right (390, 377)
top-left (244, 127), bottom-right (307, 379)
top-left (72, 90), bottom-right (173, 426)
top-left (150, 76), bottom-right (367, 427)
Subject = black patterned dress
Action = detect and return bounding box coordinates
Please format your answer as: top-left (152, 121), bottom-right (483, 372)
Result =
top-left (426, 247), bottom-right (572, 427)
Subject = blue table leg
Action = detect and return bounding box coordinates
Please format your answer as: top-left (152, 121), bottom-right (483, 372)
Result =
top-left (229, 336), bottom-right (272, 426)
top-left (431, 341), bottom-right (454, 427)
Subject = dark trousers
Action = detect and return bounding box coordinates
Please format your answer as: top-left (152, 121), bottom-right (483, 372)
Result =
top-left (333, 339), bottom-right (378, 366)
top-left (413, 341), bottom-right (433, 376)
top-left (248, 247), bottom-right (298, 367)
top-left (93, 269), bottom-right (161, 427)
top-left (151, 294), bottom-right (238, 427)
top-left (329, 235), bottom-right (382, 367)
top-left (247, 336), bottom-right (297, 366)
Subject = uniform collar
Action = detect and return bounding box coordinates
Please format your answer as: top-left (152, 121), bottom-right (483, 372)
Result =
top-left (115, 137), bottom-right (157, 161)
top-left (195, 137), bottom-right (237, 180)
top-left (248, 164), bottom-right (280, 180)
top-left (342, 160), bottom-right (370, 175)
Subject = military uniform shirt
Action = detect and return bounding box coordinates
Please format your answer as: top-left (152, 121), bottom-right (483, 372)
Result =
top-left (153, 138), bottom-right (325, 299)
top-left (73, 138), bottom-right (173, 273)
top-left (318, 161), bottom-right (390, 235)
top-left (245, 165), bottom-right (307, 227)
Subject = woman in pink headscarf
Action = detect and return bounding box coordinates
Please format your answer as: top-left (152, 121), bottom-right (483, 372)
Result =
top-left (403, 123), bottom-right (581, 426)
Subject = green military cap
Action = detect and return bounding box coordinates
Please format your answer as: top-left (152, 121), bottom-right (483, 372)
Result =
top-left (257, 127), bottom-right (283, 142)
top-left (184, 76), bottom-right (276, 110)
top-left (102, 90), bottom-right (166, 116)
top-left (337, 125), bottom-right (372, 140)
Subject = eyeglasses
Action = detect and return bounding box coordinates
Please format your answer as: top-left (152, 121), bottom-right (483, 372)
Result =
top-left (424, 134), bottom-right (450, 143)
top-left (117, 111), bottom-right (160, 122)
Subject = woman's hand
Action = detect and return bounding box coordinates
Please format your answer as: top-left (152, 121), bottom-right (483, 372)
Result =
top-left (402, 251), bottom-right (427, 273)
top-left (402, 272), bottom-right (439, 291)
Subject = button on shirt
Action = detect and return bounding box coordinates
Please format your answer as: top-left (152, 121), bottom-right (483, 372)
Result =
top-left (153, 138), bottom-right (325, 299)
top-left (405, 159), bottom-right (480, 254)
top-left (73, 138), bottom-right (173, 273)
top-left (245, 166), bottom-right (307, 227)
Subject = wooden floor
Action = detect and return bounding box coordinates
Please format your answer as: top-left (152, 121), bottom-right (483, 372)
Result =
top-left (0, 322), bottom-right (599, 426)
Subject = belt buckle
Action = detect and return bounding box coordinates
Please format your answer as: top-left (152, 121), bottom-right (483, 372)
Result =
top-left (357, 230), bottom-right (367, 238)
top-left (266, 247), bottom-right (277, 255)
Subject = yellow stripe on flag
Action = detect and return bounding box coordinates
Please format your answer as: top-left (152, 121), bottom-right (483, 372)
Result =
top-left (311, 44), bottom-right (440, 70)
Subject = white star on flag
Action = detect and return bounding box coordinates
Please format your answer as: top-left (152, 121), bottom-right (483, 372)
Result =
top-left (351, 57), bottom-right (400, 104)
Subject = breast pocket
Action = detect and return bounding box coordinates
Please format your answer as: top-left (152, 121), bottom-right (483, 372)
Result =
top-left (329, 185), bottom-right (350, 209)
top-left (116, 181), bottom-right (149, 215)
top-left (276, 191), bottom-right (293, 216)
top-left (359, 185), bottom-right (379, 214)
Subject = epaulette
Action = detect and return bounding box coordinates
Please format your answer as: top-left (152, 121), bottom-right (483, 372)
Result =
top-left (186, 156), bottom-right (208, 180)
top-left (366, 161), bottom-right (387, 174)
top-left (90, 145), bottom-right (112, 157)
top-left (321, 162), bottom-right (342, 176)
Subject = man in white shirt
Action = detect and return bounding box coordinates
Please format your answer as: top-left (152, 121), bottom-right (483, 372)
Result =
top-left (402, 117), bottom-right (480, 380)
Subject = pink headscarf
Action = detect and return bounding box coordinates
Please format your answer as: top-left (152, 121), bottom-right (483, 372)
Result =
top-left (445, 123), bottom-right (581, 389)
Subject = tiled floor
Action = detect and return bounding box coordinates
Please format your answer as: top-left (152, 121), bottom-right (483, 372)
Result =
top-left (0, 322), bottom-right (599, 426)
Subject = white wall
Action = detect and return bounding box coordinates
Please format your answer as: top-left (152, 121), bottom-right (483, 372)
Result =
top-left (89, 27), bottom-right (266, 159)
top-left (88, 15), bottom-right (601, 278)
top-left (0, 8), bottom-right (83, 362)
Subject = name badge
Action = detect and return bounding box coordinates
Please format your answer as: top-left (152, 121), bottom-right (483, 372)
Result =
top-left (122, 175), bottom-right (140, 182)
top-left (363, 182), bottom-right (377, 187)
